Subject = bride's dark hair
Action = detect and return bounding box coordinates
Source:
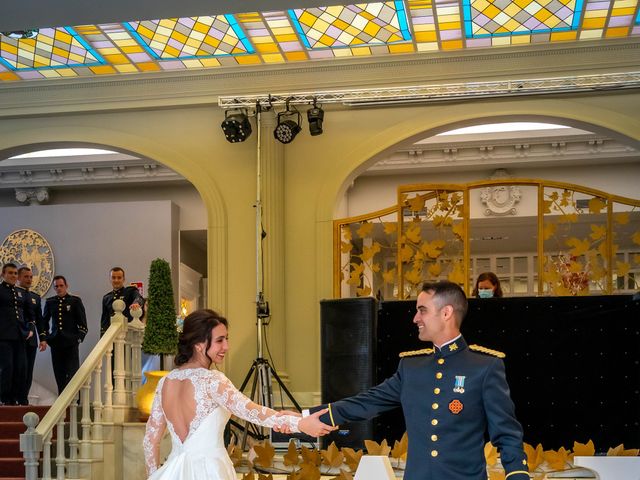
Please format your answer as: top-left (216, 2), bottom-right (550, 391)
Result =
top-left (175, 309), bottom-right (228, 367)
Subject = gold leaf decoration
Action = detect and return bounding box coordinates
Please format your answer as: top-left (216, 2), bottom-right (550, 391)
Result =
top-left (484, 442), bottom-right (498, 467)
top-left (447, 260), bottom-right (465, 285)
top-left (542, 222), bottom-right (557, 240)
top-left (347, 263), bottom-right (364, 286)
top-left (340, 241), bottom-right (353, 254)
top-left (614, 212), bottom-right (629, 225)
top-left (588, 197), bottom-right (606, 214)
top-left (382, 268), bottom-right (396, 284)
top-left (524, 443), bottom-right (545, 471)
top-left (229, 443), bottom-right (243, 467)
top-left (559, 190), bottom-right (572, 207)
top-left (356, 285), bottom-right (372, 297)
top-left (258, 475), bottom-right (273, 480)
top-left (544, 447), bottom-right (570, 471)
top-left (329, 470), bottom-right (353, 480)
top-left (428, 262), bottom-right (442, 278)
top-left (616, 261), bottom-right (630, 277)
top-left (573, 440), bottom-right (595, 457)
top-left (383, 222), bottom-right (397, 235)
top-left (404, 267), bottom-right (422, 286)
top-left (371, 263), bottom-right (381, 273)
top-left (301, 446), bottom-right (321, 467)
top-left (407, 194), bottom-right (426, 213)
top-left (405, 225), bottom-right (421, 243)
top-left (242, 472), bottom-right (255, 480)
top-left (607, 444), bottom-right (640, 456)
top-left (632, 232), bottom-right (640, 245)
top-left (543, 200), bottom-right (553, 214)
top-left (589, 224), bottom-right (606, 241)
top-left (488, 472), bottom-right (505, 480)
top-left (390, 432), bottom-right (408, 460)
top-left (356, 222), bottom-right (373, 238)
top-left (452, 222), bottom-right (464, 239)
top-left (364, 439), bottom-right (391, 456)
top-left (565, 237), bottom-right (590, 257)
top-left (283, 440), bottom-right (300, 467)
top-left (558, 213), bottom-right (578, 223)
top-left (341, 448), bottom-right (363, 472)
top-left (252, 441), bottom-right (275, 468)
top-left (400, 245), bottom-right (413, 263)
top-left (421, 239), bottom-right (446, 259)
top-left (342, 226), bottom-right (352, 241)
top-left (361, 242), bottom-right (381, 262)
top-left (321, 442), bottom-right (344, 468)
top-left (634, 254), bottom-right (640, 265)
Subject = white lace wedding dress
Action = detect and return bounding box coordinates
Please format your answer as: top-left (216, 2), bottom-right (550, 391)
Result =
top-left (143, 368), bottom-right (300, 480)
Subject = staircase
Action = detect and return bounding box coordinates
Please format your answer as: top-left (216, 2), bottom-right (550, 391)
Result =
top-left (0, 406), bottom-right (50, 480)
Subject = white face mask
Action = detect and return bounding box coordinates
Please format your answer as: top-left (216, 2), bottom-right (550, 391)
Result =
top-left (478, 288), bottom-right (494, 299)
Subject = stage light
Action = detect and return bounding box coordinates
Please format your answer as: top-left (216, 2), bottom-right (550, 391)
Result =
top-left (307, 98), bottom-right (324, 136)
top-left (221, 110), bottom-right (252, 143)
top-left (273, 101), bottom-right (301, 144)
top-left (2, 30), bottom-right (39, 39)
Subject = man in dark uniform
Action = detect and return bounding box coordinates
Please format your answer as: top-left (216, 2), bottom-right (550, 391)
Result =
top-left (0, 263), bottom-right (33, 405)
top-left (40, 275), bottom-right (88, 394)
top-left (16, 266), bottom-right (42, 405)
top-left (100, 267), bottom-right (144, 336)
top-left (310, 281), bottom-right (530, 480)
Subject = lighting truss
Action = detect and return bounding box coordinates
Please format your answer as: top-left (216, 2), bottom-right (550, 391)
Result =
top-left (218, 71), bottom-right (640, 110)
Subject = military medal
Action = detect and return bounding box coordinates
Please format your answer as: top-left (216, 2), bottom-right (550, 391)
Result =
top-left (67, 305), bottom-right (71, 311)
top-left (453, 375), bottom-right (465, 393)
top-left (449, 399), bottom-right (463, 414)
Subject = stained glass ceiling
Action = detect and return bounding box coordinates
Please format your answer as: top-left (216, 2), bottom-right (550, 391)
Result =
top-left (1, 0), bottom-right (638, 82)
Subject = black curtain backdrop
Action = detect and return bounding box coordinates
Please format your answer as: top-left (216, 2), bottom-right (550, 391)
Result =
top-left (321, 295), bottom-right (640, 452)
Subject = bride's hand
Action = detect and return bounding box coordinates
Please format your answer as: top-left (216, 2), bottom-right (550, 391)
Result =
top-left (297, 408), bottom-right (338, 437)
top-left (273, 410), bottom-right (302, 434)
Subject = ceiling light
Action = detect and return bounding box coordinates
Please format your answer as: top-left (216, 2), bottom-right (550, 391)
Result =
top-left (274, 99), bottom-right (301, 144)
top-left (307, 98), bottom-right (324, 136)
top-left (2, 30), bottom-right (39, 40)
top-left (221, 109), bottom-right (252, 143)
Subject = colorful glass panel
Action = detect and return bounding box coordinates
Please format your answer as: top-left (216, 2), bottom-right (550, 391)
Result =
top-left (463, 0), bottom-right (585, 38)
top-left (0, 27), bottom-right (103, 71)
top-left (289, 1), bottom-right (411, 48)
top-left (124, 15), bottom-right (254, 60)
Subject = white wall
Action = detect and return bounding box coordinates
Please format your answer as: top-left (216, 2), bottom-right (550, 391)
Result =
top-left (0, 200), bottom-right (177, 396)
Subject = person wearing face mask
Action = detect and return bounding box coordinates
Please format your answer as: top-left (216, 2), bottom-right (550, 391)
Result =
top-left (472, 272), bottom-right (503, 299)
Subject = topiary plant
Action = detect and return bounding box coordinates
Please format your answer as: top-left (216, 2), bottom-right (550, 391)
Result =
top-left (142, 258), bottom-right (178, 369)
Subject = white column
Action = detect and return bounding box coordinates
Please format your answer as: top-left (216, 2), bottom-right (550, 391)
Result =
top-left (259, 110), bottom-right (286, 371)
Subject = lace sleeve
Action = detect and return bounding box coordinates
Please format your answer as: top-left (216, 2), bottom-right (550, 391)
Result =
top-left (209, 371), bottom-right (300, 433)
top-left (143, 378), bottom-right (167, 476)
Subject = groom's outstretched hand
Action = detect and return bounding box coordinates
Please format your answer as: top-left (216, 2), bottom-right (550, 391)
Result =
top-left (297, 408), bottom-right (337, 437)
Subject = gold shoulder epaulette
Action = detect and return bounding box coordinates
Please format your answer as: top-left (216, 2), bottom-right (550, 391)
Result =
top-left (469, 344), bottom-right (506, 358)
top-left (399, 348), bottom-right (434, 358)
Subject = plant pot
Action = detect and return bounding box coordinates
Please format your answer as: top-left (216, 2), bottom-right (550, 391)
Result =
top-left (136, 370), bottom-right (169, 421)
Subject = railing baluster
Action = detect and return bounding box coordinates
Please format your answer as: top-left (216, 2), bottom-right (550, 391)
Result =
top-left (92, 365), bottom-right (103, 442)
top-left (19, 412), bottom-right (41, 480)
top-left (124, 336), bottom-right (132, 405)
top-left (68, 393), bottom-right (79, 478)
top-left (79, 378), bottom-right (92, 460)
top-left (42, 431), bottom-right (52, 480)
top-left (103, 343), bottom-right (114, 423)
top-left (55, 417), bottom-right (66, 480)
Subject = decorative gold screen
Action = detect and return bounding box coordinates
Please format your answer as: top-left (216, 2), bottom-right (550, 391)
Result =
top-left (334, 180), bottom-right (640, 298)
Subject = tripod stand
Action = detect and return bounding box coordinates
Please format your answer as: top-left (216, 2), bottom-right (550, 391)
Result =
top-left (234, 105), bottom-right (302, 449)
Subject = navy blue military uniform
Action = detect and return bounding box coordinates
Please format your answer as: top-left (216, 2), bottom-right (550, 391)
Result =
top-left (100, 286), bottom-right (144, 336)
top-left (0, 280), bottom-right (32, 404)
top-left (314, 337), bottom-right (529, 480)
top-left (41, 293), bottom-right (88, 394)
top-left (16, 286), bottom-right (42, 405)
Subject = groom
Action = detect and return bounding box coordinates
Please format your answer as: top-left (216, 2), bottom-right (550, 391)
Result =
top-left (284, 281), bottom-right (530, 480)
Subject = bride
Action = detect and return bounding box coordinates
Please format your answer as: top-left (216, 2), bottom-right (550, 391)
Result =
top-left (143, 309), bottom-right (335, 479)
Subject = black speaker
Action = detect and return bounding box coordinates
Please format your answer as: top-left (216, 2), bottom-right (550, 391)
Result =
top-left (320, 297), bottom-right (377, 448)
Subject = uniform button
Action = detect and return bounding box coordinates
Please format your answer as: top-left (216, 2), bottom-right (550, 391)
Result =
top-left (431, 450), bottom-right (438, 457)
top-left (434, 388), bottom-right (440, 394)
top-left (436, 372), bottom-right (443, 379)
top-left (432, 403), bottom-right (439, 410)
top-left (437, 359), bottom-right (444, 365)
top-left (431, 419), bottom-right (438, 425)
top-left (431, 435), bottom-right (438, 441)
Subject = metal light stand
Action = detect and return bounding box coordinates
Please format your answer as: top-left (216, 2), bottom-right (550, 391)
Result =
top-left (235, 103), bottom-right (302, 450)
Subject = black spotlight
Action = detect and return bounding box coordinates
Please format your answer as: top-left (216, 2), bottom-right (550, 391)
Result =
top-left (307, 98), bottom-right (324, 136)
top-left (274, 100), bottom-right (302, 144)
top-left (221, 109), bottom-right (252, 143)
